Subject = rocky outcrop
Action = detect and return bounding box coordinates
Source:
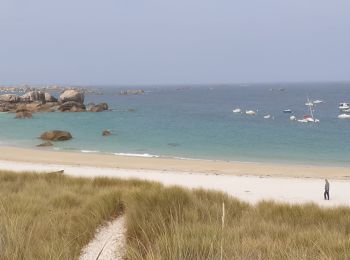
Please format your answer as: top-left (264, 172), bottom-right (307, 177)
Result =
top-left (0, 102), bottom-right (17, 112)
top-left (45, 92), bottom-right (58, 102)
top-left (87, 103), bottom-right (108, 112)
top-left (40, 130), bottom-right (72, 141)
top-left (102, 130), bottom-right (111, 136)
top-left (21, 91), bottom-right (46, 103)
top-left (119, 89), bottom-right (144, 95)
top-left (36, 141), bottom-right (53, 147)
top-left (59, 90), bottom-right (84, 104)
top-left (59, 101), bottom-right (86, 112)
top-left (15, 102), bottom-right (59, 113)
top-left (15, 110), bottom-right (33, 119)
top-left (0, 89), bottom-right (108, 114)
top-left (0, 94), bottom-right (21, 103)
top-left (34, 102), bottom-right (59, 112)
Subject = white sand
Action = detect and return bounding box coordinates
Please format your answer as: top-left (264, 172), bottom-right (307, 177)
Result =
top-left (80, 216), bottom-right (126, 260)
top-left (0, 160), bottom-right (349, 207)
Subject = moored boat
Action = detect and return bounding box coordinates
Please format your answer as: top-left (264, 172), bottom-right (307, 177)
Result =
top-left (338, 114), bottom-right (350, 119)
top-left (305, 102), bottom-right (314, 107)
top-left (245, 110), bottom-right (256, 115)
top-left (339, 103), bottom-right (350, 110)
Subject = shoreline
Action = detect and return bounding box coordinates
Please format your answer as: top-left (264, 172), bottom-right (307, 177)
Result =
top-left (0, 157), bottom-right (349, 207)
top-left (0, 146), bottom-right (349, 179)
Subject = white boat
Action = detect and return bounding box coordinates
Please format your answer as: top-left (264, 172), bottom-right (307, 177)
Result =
top-left (313, 100), bottom-right (323, 104)
top-left (305, 102), bottom-right (314, 107)
top-left (338, 114), bottom-right (350, 119)
top-left (245, 110), bottom-right (256, 115)
top-left (289, 115), bottom-right (296, 121)
top-left (263, 114), bottom-right (271, 119)
top-left (298, 97), bottom-right (320, 123)
top-left (299, 114), bottom-right (320, 123)
top-left (339, 103), bottom-right (350, 110)
top-left (283, 109), bottom-right (292, 113)
top-left (304, 115), bottom-right (315, 122)
top-left (297, 119), bottom-right (308, 123)
top-left (232, 108), bottom-right (241, 113)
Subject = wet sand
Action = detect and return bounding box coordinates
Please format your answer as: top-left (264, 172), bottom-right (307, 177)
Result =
top-left (0, 146), bottom-right (349, 179)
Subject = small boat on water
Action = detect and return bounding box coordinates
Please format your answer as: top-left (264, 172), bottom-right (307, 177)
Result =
top-left (313, 100), bottom-right (323, 104)
top-left (297, 118), bottom-right (308, 123)
top-left (289, 115), bottom-right (296, 121)
top-left (338, 114), bottom-right (350, 119)
top-left (283, 109), bottom-right (292, 113)
top-left (263, 114), bottom-right (271, 119)
top-left (297, 116), bottom-right (320, 123)
top-left (232, 108), bottom-right (241, 113)
top-left (303, 115), bottom-right (320, 122)
top-left (245, 110), bottom-right (256, 115)
top-left (305, 102), bottom-right (314, 107)
top-left (298, 97), bottom-right (320, 123)
top-left (339, 103), bottom-right (350, 110)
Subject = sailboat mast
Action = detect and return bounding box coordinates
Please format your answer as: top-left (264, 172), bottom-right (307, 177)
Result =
top-left (307, 96), bottom-right (314, 119)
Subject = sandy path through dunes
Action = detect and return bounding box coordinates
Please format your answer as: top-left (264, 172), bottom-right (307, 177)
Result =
top-left (80, 216), bottom-right (126, 260)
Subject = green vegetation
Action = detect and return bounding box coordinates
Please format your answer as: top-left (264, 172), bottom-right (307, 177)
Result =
top-left (0, 171), bottom-right (350, 260)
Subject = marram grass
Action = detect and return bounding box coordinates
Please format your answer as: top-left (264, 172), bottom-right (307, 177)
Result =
top-left (0, 171), bottom-right (349, 260)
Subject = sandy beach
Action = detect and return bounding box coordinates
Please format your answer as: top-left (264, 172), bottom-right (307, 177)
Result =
top-left (0, 146), bottom-right (349, 179)
top-left (0, 146), bottom-right (349, 207)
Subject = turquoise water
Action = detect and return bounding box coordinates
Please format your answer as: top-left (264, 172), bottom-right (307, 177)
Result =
top-left (0, 83), bottom-right (349, 166)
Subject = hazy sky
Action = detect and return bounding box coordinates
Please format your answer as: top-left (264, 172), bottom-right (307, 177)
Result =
top-left (1, 0), bottom-right (350, 85)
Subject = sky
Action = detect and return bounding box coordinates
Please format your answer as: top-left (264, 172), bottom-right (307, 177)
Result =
top-left (1, 0), bottom-right (350, 85)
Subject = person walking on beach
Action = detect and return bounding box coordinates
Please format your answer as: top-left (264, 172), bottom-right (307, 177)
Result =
top-left (324, 179), bottom-right (330, 200)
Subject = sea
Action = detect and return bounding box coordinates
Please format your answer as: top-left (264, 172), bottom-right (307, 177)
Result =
top-left (0, 82), bottom-right (349, 166)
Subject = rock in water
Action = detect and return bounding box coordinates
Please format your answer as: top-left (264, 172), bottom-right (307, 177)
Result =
top-left (59, 89), bottom-right (84, 104)
top-left (36, 141), bottom-right (53, 147)
top-left (119, 89), bottom-right (144, 95)
top-left (102, 130), bottom-right (111, 136)
top-left (40, 130), bottom-right (72, 141)
top-left (88, 103), bottom-right (109, 112)
top-left (59, 101), bottom-right (86, 112)
top-left (86, 103), bottom-right (96, 111)
top-left (15, 111), bottom-right (33, 119)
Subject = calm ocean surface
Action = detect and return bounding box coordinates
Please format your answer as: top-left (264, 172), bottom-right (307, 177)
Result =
top-left (0, 83), bottom-right (349, 166)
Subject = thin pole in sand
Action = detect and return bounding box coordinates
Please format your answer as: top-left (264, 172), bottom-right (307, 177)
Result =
top-left (221, 202), bottom-right (225, 260)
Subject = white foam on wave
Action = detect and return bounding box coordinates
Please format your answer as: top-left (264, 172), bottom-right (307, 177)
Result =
top-left (81, 150), bottom-right (100, 153)
top-left (113, 153), bottom-right (159, 158)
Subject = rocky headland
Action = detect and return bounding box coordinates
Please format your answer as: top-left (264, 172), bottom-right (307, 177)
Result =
top-left (0, 89), bottom-right (108, 115)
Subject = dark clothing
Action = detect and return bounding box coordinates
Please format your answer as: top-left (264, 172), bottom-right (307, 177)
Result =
top-left (324, 180), bottom-right (330, 200)
top-left (324, 190), bottom-right (330, 200)
top-left (325, 181), bottom-right (329, 192)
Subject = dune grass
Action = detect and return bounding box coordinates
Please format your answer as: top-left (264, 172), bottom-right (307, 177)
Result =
top-left (0, 171), bottom-right (150, 260)
top-left (125, 187), bottom-right (350, 260)
top-left (0, 171), bottom-right (350, 259)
